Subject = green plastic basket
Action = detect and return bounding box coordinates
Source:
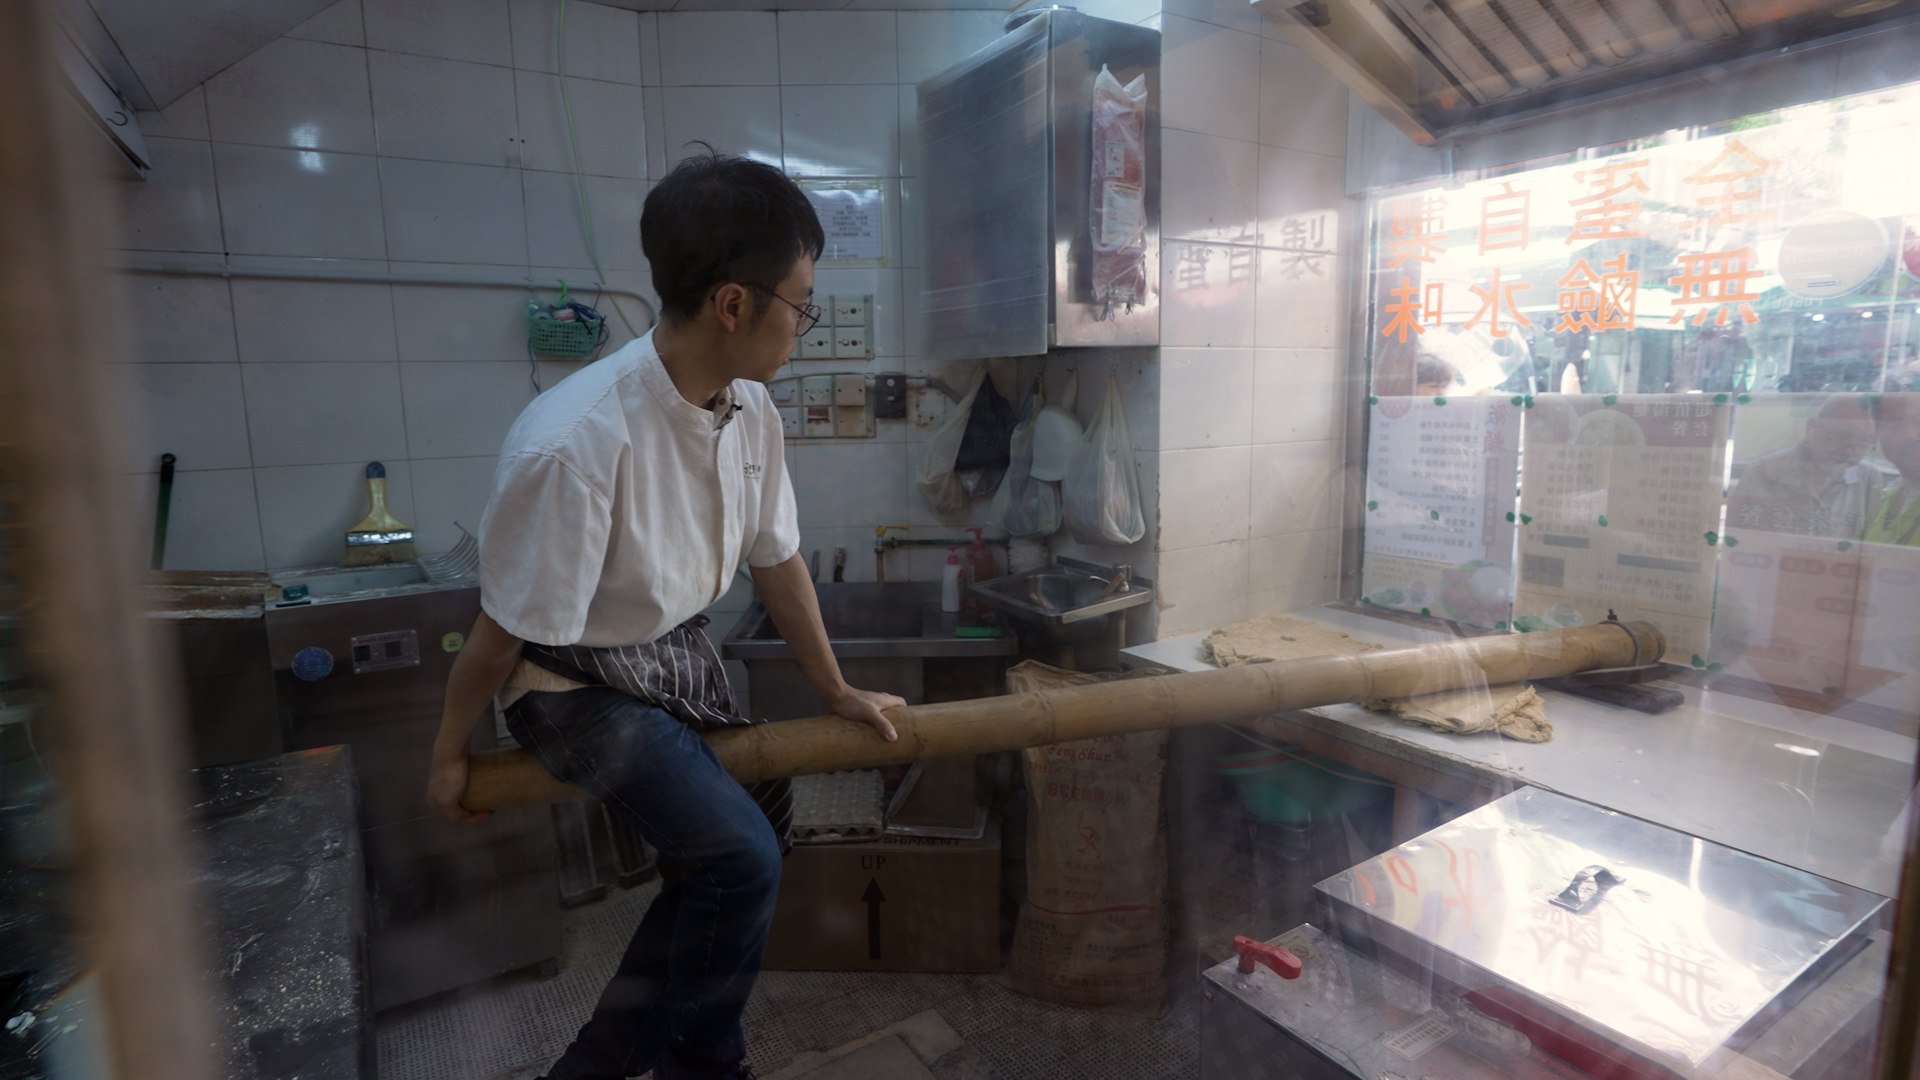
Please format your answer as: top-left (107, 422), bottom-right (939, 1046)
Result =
top-left (1215, 745), bottom-right (1391, 824)
top-left (527, 283), bottom-right (608, 359)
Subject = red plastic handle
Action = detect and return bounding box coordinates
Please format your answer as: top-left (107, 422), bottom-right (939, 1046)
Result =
top-left (1232, 935), bottom-right (1303, 980)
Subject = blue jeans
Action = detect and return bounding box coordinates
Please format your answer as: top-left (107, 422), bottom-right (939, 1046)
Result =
top-left (508, 688), bottom-right (783, 1080)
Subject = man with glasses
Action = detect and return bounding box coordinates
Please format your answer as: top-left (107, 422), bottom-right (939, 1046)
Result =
top-left (427, 151), bottom-right (904, 1080)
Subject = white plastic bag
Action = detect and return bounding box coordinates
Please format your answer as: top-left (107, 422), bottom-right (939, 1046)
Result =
top-left (1029, 369), bottom-right (1084, 483)
top-left (999, 386), bottom-right (1063, 538)
top-left (1063, 376), bottom-right (1145, 546)
top-left (916, 367), bottom-right (983, 513)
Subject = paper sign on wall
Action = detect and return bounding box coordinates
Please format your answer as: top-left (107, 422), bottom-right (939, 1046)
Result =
top-left (1513, 394), bottom-right (1731, 657)
top-left (800, 180), bottom-right (887, 264)
top-left (1360, 396), bottom-right (1522, 628)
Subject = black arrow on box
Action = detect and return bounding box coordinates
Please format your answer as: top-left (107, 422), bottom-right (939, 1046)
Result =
top-left (862, 878), bottom-right (886, 960)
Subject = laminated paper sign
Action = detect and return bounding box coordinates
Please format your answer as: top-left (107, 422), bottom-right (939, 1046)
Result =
top-left (1848, 542), bottom-right (1920, 720)
top-left (1360, 396), bottom-right (1522, 628)
top-left (1514, 394), bottom-right (1731, 657)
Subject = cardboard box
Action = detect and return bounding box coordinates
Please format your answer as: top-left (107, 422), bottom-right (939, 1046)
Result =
top-left (764, 820), bottom-right (1001, 973)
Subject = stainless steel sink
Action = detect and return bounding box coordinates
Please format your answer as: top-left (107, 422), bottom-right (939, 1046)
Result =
top-left (968, 558), bottom-right (1153, 628)
top-left (722, 582), bottom-right (1017, 721)
top-left (724, 582), bottom-right (1017, 660)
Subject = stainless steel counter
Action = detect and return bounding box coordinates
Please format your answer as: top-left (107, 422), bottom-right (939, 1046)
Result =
top-left (1124, 605), bottom-right (1915, 899)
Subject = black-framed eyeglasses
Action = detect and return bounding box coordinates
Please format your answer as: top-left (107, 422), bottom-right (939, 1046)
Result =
top-left (739, 282), bottom-right (822, 336)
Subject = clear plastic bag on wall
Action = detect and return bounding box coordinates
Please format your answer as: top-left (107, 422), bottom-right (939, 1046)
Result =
top-left (998, 385), bottom-right (1063, 539)
top-left (1089, 65), bottom-right (1148, 313)
top-left (916, 368), bottom-right (983, 514)
top-left (1062, 376), bottom-right (1145, 546)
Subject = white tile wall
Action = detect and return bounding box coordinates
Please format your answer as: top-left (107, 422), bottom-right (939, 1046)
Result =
top-left (1254, 249), bottom-right (1344, 349)
top-left (118, 273), bottom-right (238, 365)
top-left (508, 0), bottom-right (643, 82)
top-left (134, 87), bottom-right (212, 141)
top-left (120, 139), bottom-right (223, 253)
top-left (1158, 347), bottom-right (1253, 451)
top-left (380, 159), bottom-right (528, 264)
top-left (389, 268), bottom-right (532, 364)
top-left (231, 276), bottom-right (399, 365)
top-left (1162, 129), bottom-right (1259, 243)
top-left (370, 52), bottom-right (521, 166)
top-left (1248, 527), bottom-right (1338, 613)
top-left (364, 0), bottom-right (514, 67)
top-left (214, 144), bottom-right (386, 259)
top-left (118, 364), bottom-right (254, 473)
top-left (205, 39), bottom-right (378, 154)
top-left (1250, 439), bottom-right (1343, 537)
top-left (286, 1), bottom-right (364, 48)
top-left (1256, 145), bottom-right (1346, 251)
top-left (1161, 241), bottom-right (1258, 348)
top-left (1251, 348), bottom-right (1346, 445)
top-left (523, 172), bottom-right (649, 270)
top-left (658, 13), bottom-right (780, 86)
top-left (896, 11), bottom-right (1003, 84)
top-left (1161, 15), bottom-right (1261, 144)
top-left (1157, 446), bottom-right (1251, 551)
top-left (514, 73), bottom-right (648, 177)
top-left (1259, 37), bottom-right (1349, 158)
top-left (1155, 540), bottom-right (1251, 636)
top-left (777, 12), bottom-right (899, 85)
top-left (400, 362), bottom-right (542, 459)
top-left (783, 85), bottom-right (900, 176)
top-left (241, 363), bottom-right (410, 469)
top-left (660, 86), bottom-right (784, 164)
top-left (143, 468), bottom-right (270, 571)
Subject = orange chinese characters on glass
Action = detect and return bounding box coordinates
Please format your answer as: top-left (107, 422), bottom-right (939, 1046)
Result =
top-left (1684, 138), bottom-right (1772, 231)
top-left (1479, 181), bottom-right (1531, 255)
top-left (1380, 278), bottom-right (1445, 343)
top-left (1669, 247), bottom-right (1764, 327)
top-left (1554, 254), bottom-right (1639, 334)
top-left (1465, 269), bottom-right (1531, 339)
top-left (1565, 157), bottom-right (1649, 244)
top-left (1385, 193), bottom-right (1448, 269)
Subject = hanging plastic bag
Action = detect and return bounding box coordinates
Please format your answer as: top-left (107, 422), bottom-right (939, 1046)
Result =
top-left (1029, 369), bottom-right (1084, 483)
top-left (999, 383), bottom-right (1063, 538)
top-left (916, 367), bottom-right (983, 513)
top-left (1090, 65), bottom-right (1149, 314)
top-left (954, 370), bottom-right (1017, 499)
top-left (1063, 376), bottom-right (1145, 546)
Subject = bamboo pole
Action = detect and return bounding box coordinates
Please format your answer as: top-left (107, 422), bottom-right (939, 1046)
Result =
top-left (466, 620), bottom-right (1663, 812)
top-left (0, 6), bottom-right (216, 1079)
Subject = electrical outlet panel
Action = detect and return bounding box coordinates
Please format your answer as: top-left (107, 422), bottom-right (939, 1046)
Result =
top-left (832, 329), bottom-right (869, 359)
top-left (799, 326), bottom-right (834, 359)
top-left (874, 374), bottom-right (906, 419)
top-left (778, 407), bottom-right (801, 438)
top-left (834, 406), bottom-right (871, 438)
top-left (803, 406), bottom-right (834, 438)
top-left (768, 380), bottom-right (798, 405)
top-left (832, 297), bottom-right (868, 325)
top-left (799, 375), bottom-right (834, 407)
top-left (832, 374), bottom-right (866, 406)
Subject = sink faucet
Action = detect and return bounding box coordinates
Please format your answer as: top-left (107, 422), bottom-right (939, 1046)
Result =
top-left (873, 524), bottom-right (910, 583)
top-left (1093, 564), bottom-right (1132, 602)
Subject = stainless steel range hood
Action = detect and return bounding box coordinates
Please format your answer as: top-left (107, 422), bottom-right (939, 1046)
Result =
top-left (1256, 0), bottom-right (1920, 143)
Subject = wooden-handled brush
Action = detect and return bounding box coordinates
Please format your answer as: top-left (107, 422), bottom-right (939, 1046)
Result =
top-left (343, 461), bottom-right (417, 566)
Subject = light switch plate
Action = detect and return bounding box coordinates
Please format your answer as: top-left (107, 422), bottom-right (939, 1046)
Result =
top-left (778, 407), bottom-right (801, 438)
top-left (832, 374), bottom-right (866, 406)
top-left (769, 380), bottom-right (798, 405)
top-left (800, 375), bottom-right (834, 406)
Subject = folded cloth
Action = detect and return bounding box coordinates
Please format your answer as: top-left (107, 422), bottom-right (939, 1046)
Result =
top-left (1201, 614), bottom-right (1552, 743)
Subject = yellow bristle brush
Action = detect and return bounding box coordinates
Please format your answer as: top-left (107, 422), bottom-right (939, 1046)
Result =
top-left (343, 461), bottom-right (417, 566)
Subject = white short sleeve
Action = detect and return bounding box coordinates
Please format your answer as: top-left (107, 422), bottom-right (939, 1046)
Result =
top-left (747, 441), bottom-right (800, 568)
top-left (478, 451), bottom-right (612, 645)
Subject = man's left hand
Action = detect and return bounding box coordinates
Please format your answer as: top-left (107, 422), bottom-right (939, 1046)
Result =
top-left (827, 686), bottom-right (905, 742)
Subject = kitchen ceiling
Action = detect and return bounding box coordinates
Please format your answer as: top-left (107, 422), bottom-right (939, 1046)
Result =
top-left (1258, 0), bottom-right (1920, 142)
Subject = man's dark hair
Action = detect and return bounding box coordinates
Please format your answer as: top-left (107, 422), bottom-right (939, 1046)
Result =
top-left (642, 148), bottom-right (825, 324)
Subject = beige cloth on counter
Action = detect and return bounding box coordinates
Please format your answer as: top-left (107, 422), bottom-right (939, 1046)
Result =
top-left (1201, 614), bottom-right (1553, 743)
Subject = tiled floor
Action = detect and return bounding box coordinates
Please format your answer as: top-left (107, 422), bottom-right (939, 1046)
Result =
top-left (374, 880), bottom-right (1207, 1080)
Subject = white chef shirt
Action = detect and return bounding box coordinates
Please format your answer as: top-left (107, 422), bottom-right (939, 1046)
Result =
top-left (477, 332), bottom-right (799, 648)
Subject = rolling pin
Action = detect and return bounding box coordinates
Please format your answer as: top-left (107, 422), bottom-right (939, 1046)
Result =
top-left (463, 620), bottom-right (1664, 812)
